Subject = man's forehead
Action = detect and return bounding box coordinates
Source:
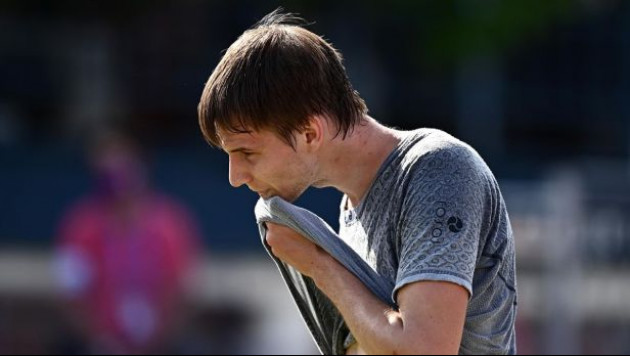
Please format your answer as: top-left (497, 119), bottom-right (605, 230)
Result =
top-left (218, 128), bottom-right (261, 148)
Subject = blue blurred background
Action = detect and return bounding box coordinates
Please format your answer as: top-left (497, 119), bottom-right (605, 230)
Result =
top-left (0, 0), bottom-right (629, 354)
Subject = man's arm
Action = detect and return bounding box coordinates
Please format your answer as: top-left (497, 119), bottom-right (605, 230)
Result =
top-left (266, 223), bottom-right (468, 355)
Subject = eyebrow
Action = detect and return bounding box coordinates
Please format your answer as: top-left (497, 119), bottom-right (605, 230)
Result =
top-left (224, 147), bottom-right (254, 154)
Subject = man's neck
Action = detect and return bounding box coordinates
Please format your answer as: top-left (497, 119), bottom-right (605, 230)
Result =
top-left (320, 117), bottom-right (402, 207)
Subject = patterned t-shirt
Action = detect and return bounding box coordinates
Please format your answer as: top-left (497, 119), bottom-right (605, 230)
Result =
top-left (335, 128), bottom-right (517, 354)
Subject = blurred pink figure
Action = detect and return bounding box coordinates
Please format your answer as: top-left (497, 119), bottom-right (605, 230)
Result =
top-left (55, 133), bottom-right (201, 354)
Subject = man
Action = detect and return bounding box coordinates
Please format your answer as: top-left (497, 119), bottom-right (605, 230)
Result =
top-left (198, 9), bottom-right (517, 355)
top-left (56, 132), bottom-right (201, 354)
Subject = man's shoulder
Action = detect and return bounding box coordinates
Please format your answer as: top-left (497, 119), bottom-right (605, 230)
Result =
top-left (61, 195), bottom-right (105, 222)
top-left (401, 128), bottom-right (490, 179)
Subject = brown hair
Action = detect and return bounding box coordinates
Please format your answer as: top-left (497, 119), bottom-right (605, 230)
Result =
top-left (198, 8), bottom-right (368, 148)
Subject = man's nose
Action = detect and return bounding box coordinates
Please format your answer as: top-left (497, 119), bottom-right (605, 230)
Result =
top-left (228, 157), bottom-right (252, 188)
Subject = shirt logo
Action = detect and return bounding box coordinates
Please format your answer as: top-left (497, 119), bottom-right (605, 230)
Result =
top-left (448, 216), bottom-right (464, 233)
top-left (430, 203), bottom-right (448, 242)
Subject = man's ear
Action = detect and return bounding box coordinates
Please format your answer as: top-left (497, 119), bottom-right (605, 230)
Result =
top-left (300, 115), bottom-right (326, 151)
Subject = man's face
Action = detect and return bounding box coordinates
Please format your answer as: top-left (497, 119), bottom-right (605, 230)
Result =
top-left (93, 139), bottom-right (147, 199)
top-left (219, 128), bottom-right (316, 202)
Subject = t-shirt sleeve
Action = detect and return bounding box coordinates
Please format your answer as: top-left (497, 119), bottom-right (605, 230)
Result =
top-left (394, 143), bottom-right (490, 301)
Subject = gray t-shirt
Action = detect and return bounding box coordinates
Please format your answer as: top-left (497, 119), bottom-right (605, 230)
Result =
top-left (338, 128), bottom-right (517, 354)
top-left (257, 128), bottom-right (517, 355)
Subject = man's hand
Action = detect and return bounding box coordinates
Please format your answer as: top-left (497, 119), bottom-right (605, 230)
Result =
top-left (265, 222), bottom-right (331, 279)
top-left (265, 223), bottom-right (468, 355)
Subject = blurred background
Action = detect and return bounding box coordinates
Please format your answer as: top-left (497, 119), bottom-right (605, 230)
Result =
top-left (1, 0), bottom-right (629, 354)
